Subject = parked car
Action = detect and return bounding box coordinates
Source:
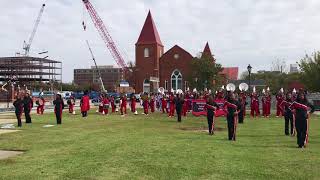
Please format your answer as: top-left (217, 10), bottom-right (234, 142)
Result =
top-left (74, 92), bottom-right (84, 99)
top-left (89, 91), bottom-right (99, 99)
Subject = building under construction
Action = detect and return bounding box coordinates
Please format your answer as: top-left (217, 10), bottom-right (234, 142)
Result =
top-left (0, 56), bottom-right (62, 102)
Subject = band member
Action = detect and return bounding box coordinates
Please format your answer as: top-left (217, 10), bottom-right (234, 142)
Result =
top-left (250, 92), bottom-right (260, 118)
top-left (98, 94), bottom-right (104, 113)
top-left (280, 92), bottom-right (294, 136)
top-left (238, 92), bottom-right (247, 123)
top-left (169, 93), bottom-right (175, 117)
top-left (161, 96), bottom-right (168, 113)
top-left (36, 97), bottom-right (45, 115)
top-left (142, 93), bottom-right (149, 115)
top-left (150, 94), bottom-right (155, 113)
top-left (130, 94), bottom-right (137, 114)
top-left (102, 95), bottom-right (110, 115)
top-left (23, 92), bottom-right (33, 123)
top-left (110, 96), bottom-right (115, 113)
top-left (265, 90), bottom-right (271, 117)
top-left (120, 94), bottom-right (127, 115)
top-left (182, 98), bottom-right (188, 117)
top-left (13, 95), bottom-right (24, 127)
top-left (67, 95), bottom-right (75, 114)
top-left (80, 91), bottom-right (90, 117)
top-left (276, 90), bottom-right (285, 117)
top-left (289, 91), bottom-right (315, 148)
top-left (53, 93), bottom-right (65, 124)
top-left (204, 95), bottom-right (219, 135)
top-left (224, 92), bottom-right (241, 141)
top-left (261, 92), bottom-right (267, 117)
top-left (174, 93), bottom-right (184, 122)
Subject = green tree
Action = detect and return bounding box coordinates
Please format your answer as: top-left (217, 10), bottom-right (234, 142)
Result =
top-left (240, 71), bottom-right (303, 94)
top-left (299, 52), bottom-right (320, 91)
top-left (188, 56), bottom-right (223, 91)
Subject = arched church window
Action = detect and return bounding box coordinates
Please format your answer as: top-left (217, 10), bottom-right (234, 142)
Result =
top-left (144, 48), bottom-right (149, 58)
top-left (143, 79), bottom-right (150, 93)
top-left (171, 70), bottom-right (182, 90)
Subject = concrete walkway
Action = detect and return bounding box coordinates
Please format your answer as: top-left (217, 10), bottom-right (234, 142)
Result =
top-left (0, 150), bottom-right (24, 160)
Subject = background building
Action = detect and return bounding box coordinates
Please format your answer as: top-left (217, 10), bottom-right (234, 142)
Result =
top-left (134, 11), bottom-right (238, 93)
top-left (289, 64), bottom-right (299, 73)
top-left (0, 56), bottom-right (62, 102)
top-left (74, 65), bottom-right (122, 91)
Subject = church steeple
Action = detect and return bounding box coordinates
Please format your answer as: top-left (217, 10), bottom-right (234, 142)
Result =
top-left (136, 10), bottom-right (163, 46)
top-left (201, 42), bottom-right (214, 61)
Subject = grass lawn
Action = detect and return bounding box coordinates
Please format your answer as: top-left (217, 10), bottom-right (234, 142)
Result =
top-left (0, 109), bottom-right (320, 180)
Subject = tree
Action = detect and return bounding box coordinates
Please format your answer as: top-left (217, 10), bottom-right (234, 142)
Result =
top-left (241, 71), bottom-right (303, 94)
top-left (299, 52), bottom-right (320, 92)
top-left (188, 56), bottom-right (223, 91)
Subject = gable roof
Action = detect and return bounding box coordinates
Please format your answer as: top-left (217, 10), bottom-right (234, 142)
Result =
top-left (136, 11), bottom-right (163, 46)
top-left (160, 45), bottom-right (193, 60)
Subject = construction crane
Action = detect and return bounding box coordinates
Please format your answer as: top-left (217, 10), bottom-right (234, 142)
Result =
top-left (82, 0), bottom-right (128, 74)
top-left (86, 40), bottom-right (106, 92)
top-left (23, 3), bottom-right (46, 56)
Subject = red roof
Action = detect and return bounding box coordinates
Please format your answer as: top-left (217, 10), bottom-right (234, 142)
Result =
top-left (136, 11), bottom-right (163, 46)
top-left (221, 67), bottom-right (238, 80)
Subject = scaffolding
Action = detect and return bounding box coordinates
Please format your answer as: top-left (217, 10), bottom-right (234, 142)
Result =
top-left (0, 56), bottom-right (62, 102)
top-left (0, 56), bottom-right (62, 83)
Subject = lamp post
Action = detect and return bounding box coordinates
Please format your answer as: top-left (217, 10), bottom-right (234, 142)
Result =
top-left (247, 64), bottom-right (252, 92)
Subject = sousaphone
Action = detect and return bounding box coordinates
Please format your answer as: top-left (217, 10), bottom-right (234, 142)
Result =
top-left (226, 83), bottom-right (236, 92)
top-left (158, 87), bottom-right (165, 94)
top-left (239, 83), bottom-right (249, 91)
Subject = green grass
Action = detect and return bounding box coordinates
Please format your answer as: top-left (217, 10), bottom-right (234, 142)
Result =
top-left (0, 110), bottom-right (320, 180)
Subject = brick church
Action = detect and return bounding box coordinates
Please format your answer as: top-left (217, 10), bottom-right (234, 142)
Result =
top-left (134, 11), bottom-right (238, 93)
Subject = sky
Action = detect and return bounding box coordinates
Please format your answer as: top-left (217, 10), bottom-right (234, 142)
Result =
top-left (1, 0), bottom-right (320, 82)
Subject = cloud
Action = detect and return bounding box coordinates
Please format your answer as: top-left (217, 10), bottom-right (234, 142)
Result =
top-left (0, 0), bottom-right (320, 82)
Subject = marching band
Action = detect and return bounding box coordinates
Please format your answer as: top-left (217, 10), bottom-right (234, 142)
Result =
top-left (11, 83), bottom-right (316, 148)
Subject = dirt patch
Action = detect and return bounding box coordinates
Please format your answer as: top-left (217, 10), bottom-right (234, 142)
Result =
top-left (0, 150), bottom-right (24, 160)
top-left (180, 126), bottom-right (225, 132)
top-left (0, 118), bottom-right (17, 124)
top-left (0, 129), bottom-right (21, 135)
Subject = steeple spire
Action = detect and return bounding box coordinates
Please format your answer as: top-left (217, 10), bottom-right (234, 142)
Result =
top-left (201, 42), bottom-right (215, 61)
top-left (136, 11), bottom-right (163, 46)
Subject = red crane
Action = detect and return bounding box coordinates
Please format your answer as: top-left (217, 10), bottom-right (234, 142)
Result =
top-left (82, 0), bottom-right (128, 70)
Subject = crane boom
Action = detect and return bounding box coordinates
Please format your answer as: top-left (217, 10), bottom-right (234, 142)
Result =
top-left (23, 4), bottom-right (46, 56)
top-left (82, 0), bottom-right (127, 70)
top-left (86, 40), bottom-right (106, 92)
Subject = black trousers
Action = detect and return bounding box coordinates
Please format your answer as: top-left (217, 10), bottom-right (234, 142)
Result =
top-left (296, 117), bottom-right (307, 147)
top-left (284, 112), bottom-right (293, 135)
top-left (207, 114), bottom-right (214, 133)
top-left (24, 110), bottom-right (32, 123)
top-left (227, 115), bottom-right (235, 140)
top-left (238, 110), bottom-right (244, 124)
top-left (55, 110), bottom-right (62, 124)
top-left (176, 108), bottom-right (182, 122)
top-left (82, 111), bottom-right (88, 117)
top-left (15, 112), bottom-right (22, 127)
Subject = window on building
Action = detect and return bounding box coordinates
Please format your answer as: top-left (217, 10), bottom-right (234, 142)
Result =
top-left (160, 49), bottom-right (162, 57)
top-left (165, 80), bottom-right (168, 90)
top-left (143, 79), bottom-right (150, 93)
top-left (171, 70), bottom-right (182, 90)
top-left (174, 54), bottom-right (179, 59)
top-left (144, 48), bottom-right (149, 58)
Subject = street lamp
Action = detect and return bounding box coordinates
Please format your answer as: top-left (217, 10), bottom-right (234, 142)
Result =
top-left (247, 64), bottom-right (252, 92)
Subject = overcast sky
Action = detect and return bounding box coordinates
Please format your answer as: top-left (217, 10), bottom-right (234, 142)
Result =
top-left (1, 0), bottom-right (320, 82)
